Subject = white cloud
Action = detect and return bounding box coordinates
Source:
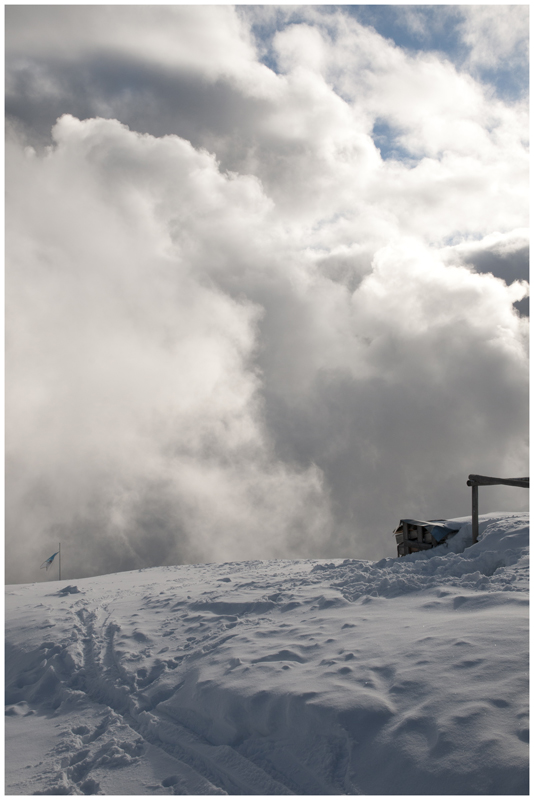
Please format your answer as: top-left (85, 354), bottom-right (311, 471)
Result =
top-left (5, 7), bottom-right (529, 583)
top-left (458, 5), bottom-right (529, 71)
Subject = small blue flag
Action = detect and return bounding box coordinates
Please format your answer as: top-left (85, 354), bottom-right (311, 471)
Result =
top-left (40, 551), bottom-right (59, 571)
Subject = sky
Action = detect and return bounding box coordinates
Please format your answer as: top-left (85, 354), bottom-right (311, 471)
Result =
top-left (5, 4), bottom-right (529, 584)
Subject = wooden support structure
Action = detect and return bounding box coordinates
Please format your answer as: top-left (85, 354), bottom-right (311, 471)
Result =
top-left (466, 475), bottom-right (529, 545)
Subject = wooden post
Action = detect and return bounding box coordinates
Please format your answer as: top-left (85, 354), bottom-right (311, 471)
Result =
top-left (59, 542), bottom-right (61, 581)
top-left (471, 485), bottom-right (478, 545)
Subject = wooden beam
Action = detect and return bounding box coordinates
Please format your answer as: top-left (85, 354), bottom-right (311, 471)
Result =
top-left (467, 475), bottom-right (529, 489)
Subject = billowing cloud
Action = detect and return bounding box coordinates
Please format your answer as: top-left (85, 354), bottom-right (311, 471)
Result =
top-left (6, 116), bottom-right (332, 582)
top-left (5, 7), bottom-right (528, 584)
top-left (458, 5), bottom-right (529, 71)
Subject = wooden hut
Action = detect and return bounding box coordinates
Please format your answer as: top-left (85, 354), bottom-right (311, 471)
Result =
top-left (393, 519), bottom-right (460, 557)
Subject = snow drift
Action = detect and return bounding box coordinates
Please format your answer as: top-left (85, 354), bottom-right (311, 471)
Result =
top-left (5, 512), bottom-right (529, 795)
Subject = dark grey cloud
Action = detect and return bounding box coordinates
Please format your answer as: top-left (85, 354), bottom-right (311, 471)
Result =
top-left (442, 233), bottom-right (529, 316)
top-left (467, 247), bottom-right (529, 317)
top-left (6, 52), bottom-right (270, 155)
top-left (466, 245), bottom-right (529, 286)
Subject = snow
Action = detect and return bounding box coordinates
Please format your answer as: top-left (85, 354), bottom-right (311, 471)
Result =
top-left (5, 512), bottom-right (529, 795)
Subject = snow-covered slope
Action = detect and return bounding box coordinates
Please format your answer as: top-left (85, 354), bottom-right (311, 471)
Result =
top-left (5, 513), bottom-right (529, 795)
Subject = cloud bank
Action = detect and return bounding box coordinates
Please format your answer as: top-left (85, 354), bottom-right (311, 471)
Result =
top-left (6, 6), bottom-right (528, 583)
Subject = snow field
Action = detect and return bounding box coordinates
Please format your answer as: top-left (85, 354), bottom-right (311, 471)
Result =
top-left (5, 512), bottom-right (529, 794)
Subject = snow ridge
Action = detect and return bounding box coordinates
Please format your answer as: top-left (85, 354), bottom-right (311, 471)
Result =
top-left (5, 513), bottom-right (529, 795)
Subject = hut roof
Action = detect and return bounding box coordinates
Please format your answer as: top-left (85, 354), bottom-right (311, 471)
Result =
top-left (394, 518), bottom-right (462, 543)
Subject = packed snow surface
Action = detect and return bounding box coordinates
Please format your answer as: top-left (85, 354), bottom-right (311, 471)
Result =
top-left (5, 513), bottom-right (529, 795)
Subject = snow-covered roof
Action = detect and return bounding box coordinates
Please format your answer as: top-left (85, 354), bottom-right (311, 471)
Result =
top-left (394, 518), bottom-right (463, 542)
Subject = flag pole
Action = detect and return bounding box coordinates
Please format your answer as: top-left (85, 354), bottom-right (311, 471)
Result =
top-left (59, 542), bottom-right (61, 581)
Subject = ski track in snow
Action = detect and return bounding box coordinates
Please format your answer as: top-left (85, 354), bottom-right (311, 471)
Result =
top-left (5, 513), bottom-right (529, 795)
